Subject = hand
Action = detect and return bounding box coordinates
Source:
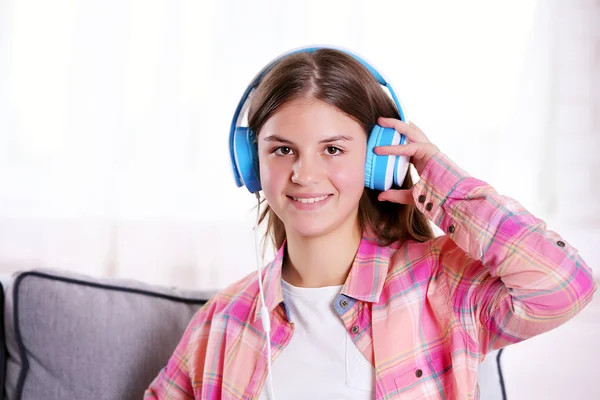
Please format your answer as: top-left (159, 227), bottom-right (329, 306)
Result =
top-left (374, 117), bottom-right (440, 205)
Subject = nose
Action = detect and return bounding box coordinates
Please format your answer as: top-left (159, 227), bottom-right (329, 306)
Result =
top-left (291, 154), bottom-right (323, 186)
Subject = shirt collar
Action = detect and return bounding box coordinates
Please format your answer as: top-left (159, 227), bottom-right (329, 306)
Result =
top-left (253, 232), bottom-right (393, 322)
top-left (341, 232), bottom-right (392, 303)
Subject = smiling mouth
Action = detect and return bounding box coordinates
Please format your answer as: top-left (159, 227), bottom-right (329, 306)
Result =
top-left (288, 195), bottom-right (331, 204)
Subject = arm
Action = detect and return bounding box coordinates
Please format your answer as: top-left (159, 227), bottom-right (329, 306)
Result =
top-left (374, 117), bottom-right (596, 355)
top-left (144, 299), bottom-right (215, 399)
top-left (415, 152), bottom-right (596, 353)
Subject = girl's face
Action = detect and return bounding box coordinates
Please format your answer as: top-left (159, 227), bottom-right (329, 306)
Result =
top-left (257, 97), bottom-right (367, 240)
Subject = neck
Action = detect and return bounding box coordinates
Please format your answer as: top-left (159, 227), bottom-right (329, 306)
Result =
top-left (281, 216), bottom-right (362, 288)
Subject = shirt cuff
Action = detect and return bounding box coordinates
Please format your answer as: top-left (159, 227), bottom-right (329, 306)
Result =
top-left (412, 152), bottom-right (471, 231)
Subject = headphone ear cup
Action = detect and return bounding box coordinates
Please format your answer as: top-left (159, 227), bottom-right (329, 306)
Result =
top-left (233, 127), bottom-right (262, 193)
top-left (364, 126), bottom-right (381, 190)
top-left (365, 125), bottom-right (399, 191)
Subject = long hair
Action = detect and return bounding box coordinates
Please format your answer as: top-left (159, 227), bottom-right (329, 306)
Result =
top-left (247, 49), bottom-right (434, 250)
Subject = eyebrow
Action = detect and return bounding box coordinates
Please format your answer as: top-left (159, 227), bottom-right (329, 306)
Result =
top-left (262, 134), bottom-right (354, 144)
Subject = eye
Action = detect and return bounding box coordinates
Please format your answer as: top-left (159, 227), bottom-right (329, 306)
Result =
top-left (274, 146), bottom-right (293, 156)
top-left (325, 146), bottom-right (343, 156)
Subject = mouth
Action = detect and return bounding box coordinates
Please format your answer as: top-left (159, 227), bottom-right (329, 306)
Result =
top-left (287, 194), bottom-right (331, 204)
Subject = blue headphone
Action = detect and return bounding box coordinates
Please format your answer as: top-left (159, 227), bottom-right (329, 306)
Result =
top-left (229, 46), bottom-right (410, 194)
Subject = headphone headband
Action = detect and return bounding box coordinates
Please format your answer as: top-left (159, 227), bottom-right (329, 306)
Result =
top-left (229, 45), bottom-right (407, 192)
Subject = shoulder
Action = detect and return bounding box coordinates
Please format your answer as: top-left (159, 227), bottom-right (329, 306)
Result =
top-left (389, 235), bottom-right (485, 290)
top-left (387, 235), bottom-right (465, 277)
top-left (187, 268), bottom-right (261, 330)
top-left (178, 269), bottom-right (264, 378)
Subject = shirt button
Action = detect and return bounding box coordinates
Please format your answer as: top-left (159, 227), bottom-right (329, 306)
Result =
top-left (448, 225), bottom-right (455, 234)
top-left (418, 195), bottom-right (426, 203)
top-left (557, 240), bottom-right (565, 247)
top-left (340, 299), bottom-right (349, 308)
top-left (415, 369), bottom-right (423, 378)
top-left (425, 202), bottom-right (433, 211)
top-left (351, 325), bottom-right (359, 334)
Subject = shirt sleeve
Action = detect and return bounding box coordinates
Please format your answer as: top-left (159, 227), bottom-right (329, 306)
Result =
top-left (413, 152), bottom-right (596, 355)
top-left (144, 299), bottom-right (214, 399)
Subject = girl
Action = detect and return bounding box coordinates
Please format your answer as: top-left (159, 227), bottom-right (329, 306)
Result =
top-left (145, 47), bottom-right (595, 399)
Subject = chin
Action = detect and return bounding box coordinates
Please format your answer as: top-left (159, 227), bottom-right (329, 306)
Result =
top-left (286, 219), bottom-right (337, 239)
top-left (284, 212), bottom-right (358, 241)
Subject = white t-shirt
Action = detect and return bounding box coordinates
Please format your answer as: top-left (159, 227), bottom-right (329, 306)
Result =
top-left (258, 280), bottom-right (375, 400)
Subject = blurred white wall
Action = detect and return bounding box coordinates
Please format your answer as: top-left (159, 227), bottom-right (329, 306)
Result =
top-left (0, 0), bottom-right (599, 398)
top-left (0, 0), bottom-right (597, 286)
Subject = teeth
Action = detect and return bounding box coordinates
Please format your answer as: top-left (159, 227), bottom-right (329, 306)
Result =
top-left (292, 195), bottom-right (329, 204)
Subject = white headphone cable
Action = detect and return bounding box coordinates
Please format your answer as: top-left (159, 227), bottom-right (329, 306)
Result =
top-left (254, 192), bottom-right (276, 400)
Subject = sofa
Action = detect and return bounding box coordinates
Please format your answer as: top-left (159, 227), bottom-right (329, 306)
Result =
top-left (0, 268), bottom-right (507, 399)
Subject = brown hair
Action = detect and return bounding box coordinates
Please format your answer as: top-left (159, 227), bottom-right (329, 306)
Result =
top-left (248, 48), bottom-right (434, 250)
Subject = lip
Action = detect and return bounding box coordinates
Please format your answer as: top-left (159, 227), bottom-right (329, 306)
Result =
top-left (286, 194), bottom-right (333, 211)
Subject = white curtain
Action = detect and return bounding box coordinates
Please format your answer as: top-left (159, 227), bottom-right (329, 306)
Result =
top-left (1, 0), bottom-right (594, 291)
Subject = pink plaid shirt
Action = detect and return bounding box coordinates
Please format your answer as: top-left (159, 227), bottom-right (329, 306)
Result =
top-left (145, 152), bottom-right (596, 399)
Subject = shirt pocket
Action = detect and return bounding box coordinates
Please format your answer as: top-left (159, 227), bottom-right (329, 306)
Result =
top-left (394, 354), bottom-right (454, 399)
top-left (345, 334), bottom-right (375, 392)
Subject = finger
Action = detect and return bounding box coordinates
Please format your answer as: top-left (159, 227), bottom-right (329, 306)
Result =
top-left (406, 120), bottom-right (423, 132)
top-left (373, 142), bottom-right (422, 157)
top-left (378, 189), bottom-right (415, 205)
top-left (377, 117), bottom-right (429, 143)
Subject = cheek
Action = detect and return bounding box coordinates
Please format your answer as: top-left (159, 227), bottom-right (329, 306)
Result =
top-left (259, 157), bottom-right (286, 195)
top-left (330, 156), bottom-right (366, 196)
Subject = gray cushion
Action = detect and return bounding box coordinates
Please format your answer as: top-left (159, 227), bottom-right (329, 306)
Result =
top-left (3, 268), bottom-right (216, 400)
